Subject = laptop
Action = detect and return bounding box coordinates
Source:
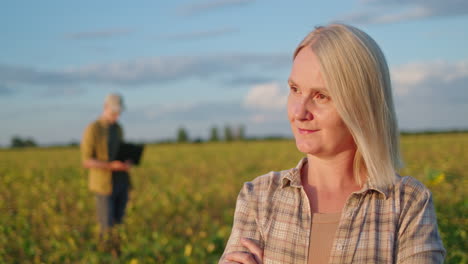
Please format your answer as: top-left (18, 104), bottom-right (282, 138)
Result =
top-left (115, 143), bottom-right (144, 165)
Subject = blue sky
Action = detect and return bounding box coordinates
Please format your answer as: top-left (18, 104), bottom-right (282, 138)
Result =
top-left (1, 0), bottom-right (467, 146)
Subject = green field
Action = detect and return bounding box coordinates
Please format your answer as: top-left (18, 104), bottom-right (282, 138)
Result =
top-left (1, 134), bottom-right (467, 263)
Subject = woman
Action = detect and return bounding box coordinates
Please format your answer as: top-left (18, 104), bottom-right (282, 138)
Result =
top-left (220, 24), bottom-right (445, 264)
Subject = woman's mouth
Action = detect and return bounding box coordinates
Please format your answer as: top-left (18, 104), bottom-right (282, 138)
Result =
top-left (298, 128), bottom-right (320, 134)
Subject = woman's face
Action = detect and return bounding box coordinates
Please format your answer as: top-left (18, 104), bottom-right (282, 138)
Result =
top-left (287, 47), bottom-right (356, 158)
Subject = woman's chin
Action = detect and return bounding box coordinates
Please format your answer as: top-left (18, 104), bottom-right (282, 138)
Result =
top-left (295, 141), bottom-right (319, 155)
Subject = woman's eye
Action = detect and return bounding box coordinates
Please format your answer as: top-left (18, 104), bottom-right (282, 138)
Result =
top-left (290, 86), bottom-right (299, 93)
top-left (314, 93), bottom-right (330, 102)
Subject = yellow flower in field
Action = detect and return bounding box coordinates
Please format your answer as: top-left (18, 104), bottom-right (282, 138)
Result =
top-left (207, 243), bottom-right (216, 253)
top-left (129, 258), bottom-right (138, 264)
top-left (184, 244), bottom-right (193, 257)
top-left (430, 173), bottom-right (446, 186)
top-left (434, 173), bottom-right (445, 185)
top-left (194, 192), bottom-right (202, 202)
top-left (68, 237), bottom-right (77, 250)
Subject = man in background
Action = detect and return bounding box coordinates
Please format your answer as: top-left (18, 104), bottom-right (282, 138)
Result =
top-left (81, 93), bottom-right (131, 255)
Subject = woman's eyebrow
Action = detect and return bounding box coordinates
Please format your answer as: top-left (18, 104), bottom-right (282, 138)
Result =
top-left (287, 79), bottom-right (296, 86)
top-left (288, 78), bottom-right (328, 92)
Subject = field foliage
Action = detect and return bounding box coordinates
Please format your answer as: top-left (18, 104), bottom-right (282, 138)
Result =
top-left (0, 134), bottom-right (467, 263)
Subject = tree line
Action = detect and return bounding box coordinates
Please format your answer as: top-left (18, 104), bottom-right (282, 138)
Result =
top-left (6, 124), bottom-right (249, 148)
top-left (10, 136), bottom-right (38, 148)
top-left (177, 124), bottom-right (246, 143)
top-left (11, 128), bottom-right (466, 148)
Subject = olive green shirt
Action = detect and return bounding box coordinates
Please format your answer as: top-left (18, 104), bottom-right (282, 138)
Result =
top-left (81, 119), bottom-right (124, 195)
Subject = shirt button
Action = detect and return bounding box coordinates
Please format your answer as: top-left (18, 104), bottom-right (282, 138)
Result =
top-left (336, 243), bottom-right (344, 251)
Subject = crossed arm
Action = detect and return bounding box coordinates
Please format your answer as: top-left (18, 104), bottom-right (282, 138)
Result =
top-left (222, 238), bottom-right (263, 264)
top-left (219, 182), bottom-right (264, 264)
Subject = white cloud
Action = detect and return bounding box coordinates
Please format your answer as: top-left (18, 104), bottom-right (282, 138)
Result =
top-left (141, 103), bottom-right (197, 121)
top-left (392, 59), bottom-right (468, 98)
top-left (244, 82), bottom-right (288, 111)
top-left (0, 84), bottom-right (15, 96)
top-left (342, 6), bottom-right (431, 24)
top-left (177, 0), bottom-right (254, 16)
top-left (42, 86), bottom-right (86, 97)
top-left (64, 28), bottom-right (135, 40)
top-left (243, 82), bottom-right (289, 124)
top-left (340, 0), bottom-right (468, 24)
top-left (248, 113), bottom-right (285, 124)
top-left (391, 59), bottom-right (468, 130)
top-left (0, 53), bottom-right (289, 93)
top-left (157, 27), bottom-right (239, 41)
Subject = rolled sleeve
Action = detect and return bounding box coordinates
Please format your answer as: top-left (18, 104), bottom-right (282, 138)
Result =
top-left (397, 187), bottom-right (446, 263)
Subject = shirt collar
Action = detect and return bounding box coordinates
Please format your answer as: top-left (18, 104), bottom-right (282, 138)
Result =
top-left (281, 157), bottom-right (307, 188)
top-left (280, 157), bottom-right (390, 199)
top-left (355, 178), bottom-right (390, 199)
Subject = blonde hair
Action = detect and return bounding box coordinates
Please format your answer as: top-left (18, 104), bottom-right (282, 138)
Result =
top-left (294, 24), bottom-right (402, 189)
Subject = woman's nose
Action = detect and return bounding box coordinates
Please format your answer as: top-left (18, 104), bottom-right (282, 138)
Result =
top-left (294, 98), bottom-right (313, 121)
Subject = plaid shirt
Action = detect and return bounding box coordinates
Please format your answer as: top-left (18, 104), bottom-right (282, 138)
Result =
top-left (220, 158), bottom-right (445, 264)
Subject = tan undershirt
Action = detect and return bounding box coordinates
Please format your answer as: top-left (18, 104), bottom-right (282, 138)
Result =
top-left (308, 212), bottom-right (342, 264)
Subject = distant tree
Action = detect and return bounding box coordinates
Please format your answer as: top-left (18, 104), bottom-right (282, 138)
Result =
top-left (224, 125), bottom-right (234, 142)
top-left (209, 126), bottom-right (219, 142)
top-left (11, 136), bottom-right (37, 148)
top-left (192, 137), bottom-right (204, 144)
top-left (68, 140), bottom-right (79, 147)
top-left (11, 136), bottom-right (22, 148)
top-left (177, 127), bottom-right (189, 143)
top-left (236, 124), bottom-right (246, 141)
top-left (23, 138), bottom-right (36, 147)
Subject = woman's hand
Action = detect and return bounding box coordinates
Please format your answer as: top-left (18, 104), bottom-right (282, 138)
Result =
top-left (223, 238), bottom-right (263, 264)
